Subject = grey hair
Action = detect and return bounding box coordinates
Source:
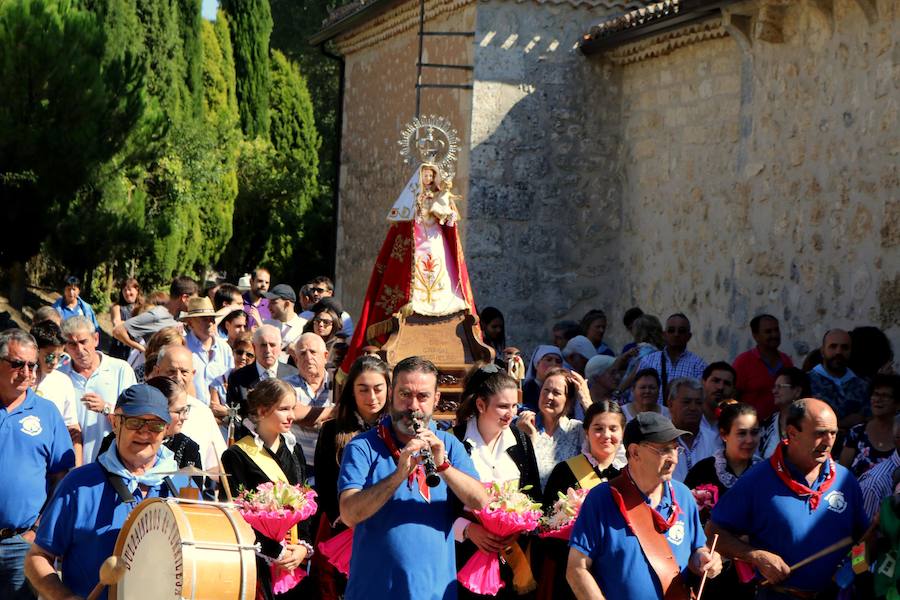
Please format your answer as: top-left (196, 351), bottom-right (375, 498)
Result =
top-left (61, 315), bottom-right (96, 336)
top-left (785, 398), bottom-right (809, 431)
top-left (0, 329), bottom-right (37, 360)
top-left (667, 377), bottom-right (703, 403)
top-left (252, 324), bottom-right (282, 345)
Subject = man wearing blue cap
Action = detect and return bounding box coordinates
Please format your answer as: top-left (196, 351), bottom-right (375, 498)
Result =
top-left (25, 384), bottom-right (188, 600)
top-left (567, 411), bottom-right (722, 599)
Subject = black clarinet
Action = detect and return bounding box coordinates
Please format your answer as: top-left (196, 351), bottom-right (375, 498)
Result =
top-left (410, 417), bottom-right (442, 488)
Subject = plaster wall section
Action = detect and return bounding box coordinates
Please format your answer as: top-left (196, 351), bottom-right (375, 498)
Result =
top-left (613, 0), bottom-right (898, 361)
top-left (333, 0), bottom-right (477, 319)
top-left (467, 0), bottom-right (626, 347)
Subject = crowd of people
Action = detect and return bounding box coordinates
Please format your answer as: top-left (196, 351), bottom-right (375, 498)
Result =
top-left (0, 269), bottom-right (898, 600)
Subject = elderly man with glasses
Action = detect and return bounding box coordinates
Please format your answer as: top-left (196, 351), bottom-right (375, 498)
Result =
top-left (25, 384), bottom-right (189, 600)
top-left (0, 329), bottom-right (75, 600)
top-left (567, 411), bottom-right (722, 599)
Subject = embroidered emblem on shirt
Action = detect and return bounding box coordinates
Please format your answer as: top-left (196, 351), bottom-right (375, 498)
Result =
top-left (824, 490), bottom-right (847, 514)
top-left (667, 520), bottom-right (685, 545)
top-left (19, 415), bottom-right (42, 437)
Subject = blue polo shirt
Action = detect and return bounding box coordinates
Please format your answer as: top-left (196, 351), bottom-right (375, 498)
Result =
top-left (186, 331), bottom-right (234, 406)
top-left (35, 463), bottom-right (188, 600)
top-left (338, 420), bottom-right (479, 600)
top-left (0, 389), bottom-right (75, 529)
top-left (711, 457), bottom-right (868, 594)
top-left (569, 478), bottom-right (705, 599)
top-left (59, 353), bottom-right (136, 462)
top-left (52, 297), bottom-right (99, 330)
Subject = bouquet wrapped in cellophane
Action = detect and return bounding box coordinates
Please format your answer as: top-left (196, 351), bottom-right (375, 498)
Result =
top-left (457, 481), bottom-right (543, 596)
top-left (236, 481), bottom-right (318, 594)
top-left (538, 487), bottom-right (589, 541)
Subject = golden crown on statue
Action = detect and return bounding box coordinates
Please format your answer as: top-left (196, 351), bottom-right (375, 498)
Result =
top-left (398, 115), bottom-right (460, 179)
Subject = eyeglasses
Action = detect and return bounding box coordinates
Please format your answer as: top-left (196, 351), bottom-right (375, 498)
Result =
top-left (640, 443), bottom-right (684, 457)
top-left (43, 353), bottom-right (58, 365)
top-left (120, 416), bottom-right (167, 433)
top-left (2, 358), bottom-right (38, 372)
top-left (313, 317), bottom-right (334, 326)
top-left (309, 287), bottom-right (328, 294)
top-left (234, 350), bottom-right (255, 359)
top-left (170, 406), bottom-right (191, 417)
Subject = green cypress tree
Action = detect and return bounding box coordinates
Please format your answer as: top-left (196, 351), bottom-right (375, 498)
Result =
top-left (221, 0), bottom-right (272, 138)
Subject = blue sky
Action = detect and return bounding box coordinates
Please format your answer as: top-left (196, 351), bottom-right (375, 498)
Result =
top-left (202, 0), bottom-right (217, 20)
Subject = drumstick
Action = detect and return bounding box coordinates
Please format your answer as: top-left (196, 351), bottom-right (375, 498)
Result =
top-left (86, 556), bottom-right (125, 600)
top-left (762, 536), bottom-right (853, 585)
top-left (216, 450), bottom-right (233, 503)
top-left (696, 533), bottom-right (718, 600)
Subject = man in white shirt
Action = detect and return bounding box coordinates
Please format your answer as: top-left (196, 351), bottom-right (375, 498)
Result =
top-left (284, 333), bottom-right (335, 474)
top-left (30, 321), bottom-right (82, 465)
top-left (668, 377), bottom-right (720, 481)
top-left (58, 316), bottom-right (136, 463)
top-left (263, 285), bottom-right (306, 362)
top-left (151, 344), bottom-right (227, 474)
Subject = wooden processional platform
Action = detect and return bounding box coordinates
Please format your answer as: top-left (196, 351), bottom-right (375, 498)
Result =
top-left (365, 310), bottom-right (494, 421)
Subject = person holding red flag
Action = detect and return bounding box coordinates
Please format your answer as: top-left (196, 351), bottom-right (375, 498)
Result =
top-left (708, 398), bottom-right (869, 599)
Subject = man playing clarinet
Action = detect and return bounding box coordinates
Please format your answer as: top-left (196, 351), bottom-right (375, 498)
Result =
top-left (338, 356), bottom-right (488, 600)
top-left (708, 398), bottom-right (869, 599)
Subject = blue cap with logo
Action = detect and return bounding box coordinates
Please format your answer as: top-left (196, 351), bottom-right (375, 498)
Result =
top-left (115, 384), bottom-right (171, 424)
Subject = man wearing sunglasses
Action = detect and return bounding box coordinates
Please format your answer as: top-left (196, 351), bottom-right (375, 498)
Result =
top-left (30, 321), bottom-right (82, 465)
top-left (26, 384), bottom-right (188, 600)
top-left (0, 329), bottom-right (75, 600)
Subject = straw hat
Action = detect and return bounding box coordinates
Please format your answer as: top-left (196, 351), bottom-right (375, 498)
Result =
top-left (178, 297), bottom-right (218, 321)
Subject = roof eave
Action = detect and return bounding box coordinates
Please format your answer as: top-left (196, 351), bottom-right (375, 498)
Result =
top-left (579, 0), bottom-right (741, 56)
top-left (309, 0), bottom-right (405, 47)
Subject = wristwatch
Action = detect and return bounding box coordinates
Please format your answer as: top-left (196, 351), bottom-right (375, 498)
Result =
top-left (102, 405), bottom-right (112, 415)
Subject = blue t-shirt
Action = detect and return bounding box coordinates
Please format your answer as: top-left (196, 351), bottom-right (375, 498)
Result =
top-left (338, 421), bottom-right (479, 600)
top-left (710, 457), bottom-right (869, 592)
top-left (52, 297), bottom-right (99, 330)
top-left (35, 463), bottom-right (187, 600)
top-left (569, 478), bottom-right (705, 599)
top-left (0, 389), bottom-right (75, 528)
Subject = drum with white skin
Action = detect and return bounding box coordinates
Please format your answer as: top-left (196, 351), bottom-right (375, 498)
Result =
top-left (111, 498), bottom-right (257, 600)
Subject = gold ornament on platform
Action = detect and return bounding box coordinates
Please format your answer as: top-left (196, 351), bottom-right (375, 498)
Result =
top-left (398, 115), bottom-right (460, 179)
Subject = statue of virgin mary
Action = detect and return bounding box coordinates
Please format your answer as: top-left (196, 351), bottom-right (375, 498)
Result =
top-left (340, 162), bottom-right (479, 372)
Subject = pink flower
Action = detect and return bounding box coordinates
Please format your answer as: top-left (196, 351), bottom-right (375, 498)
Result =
top-left (691, 484), bottom-right (719, 511)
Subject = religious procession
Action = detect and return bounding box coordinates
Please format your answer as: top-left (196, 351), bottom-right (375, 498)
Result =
top-left (1, 0), bottom-right (898, 599)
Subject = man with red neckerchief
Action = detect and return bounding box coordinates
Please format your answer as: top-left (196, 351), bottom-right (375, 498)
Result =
top-left (709, 398), bottom-right (869, 599)
top-left (567, 412), bottom-right (722, 599)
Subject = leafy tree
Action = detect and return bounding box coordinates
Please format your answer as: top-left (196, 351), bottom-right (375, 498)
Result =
top-left (221, 0), bottom-right (272, 138)
top-left (222, 50), bottom-right (319, 284)
top-left (0, 0), bottom-right (145, 303)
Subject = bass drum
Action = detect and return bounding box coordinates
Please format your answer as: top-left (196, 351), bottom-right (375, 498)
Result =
top-left (111, 498), bottom-right (257, 600)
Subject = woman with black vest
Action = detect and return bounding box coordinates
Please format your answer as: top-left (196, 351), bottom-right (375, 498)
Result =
top-left (452, 364), bottom-right (542, 599)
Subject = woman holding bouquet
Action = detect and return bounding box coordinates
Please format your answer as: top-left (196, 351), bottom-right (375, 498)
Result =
top-left (684, 401), bottom-right (760, 600)
top-left (452, 364), bottom-right (542, 599)
top-left (313, 355), bottom-right (391, 599)
top-left (537, 401), bottom-right (626, 600)
top-left (221, 378), bottom-right (314, 600)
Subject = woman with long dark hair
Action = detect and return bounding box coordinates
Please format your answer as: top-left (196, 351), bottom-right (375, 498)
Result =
top-left (312, 355), bottom-right (391, 599)
top-left (452, 364), bottom-right (541, 599)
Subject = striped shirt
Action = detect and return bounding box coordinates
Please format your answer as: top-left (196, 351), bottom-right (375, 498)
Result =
top-left (859, 450), bottom-right (900, 520)
top-left (638, 349), bottom-right (707, 403)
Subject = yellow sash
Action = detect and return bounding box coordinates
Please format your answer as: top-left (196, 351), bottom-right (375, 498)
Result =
top-left (565, 455), bottom-right (604, 491)
top-left (233, 436), bottom-right (297, 543)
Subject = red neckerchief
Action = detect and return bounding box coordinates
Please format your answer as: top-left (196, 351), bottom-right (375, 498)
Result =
top-left (377, 417), bottom-right (430, 503)
top-left (610, 468), bottom-right (681, 533)
top-left (769, 440), bottom-right (835, 510)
